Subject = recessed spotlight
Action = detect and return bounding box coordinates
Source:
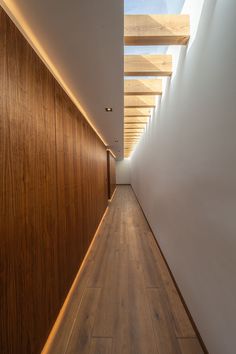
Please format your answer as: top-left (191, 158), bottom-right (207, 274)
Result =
top-left (114, 139), bottom-right (118, 143)
top-left (105, 107), bottom-right (112, 112)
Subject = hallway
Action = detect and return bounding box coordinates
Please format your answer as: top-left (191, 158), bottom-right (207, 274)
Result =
top-left (47, 186), bottom-right (203, 354)
top-left (1, 1), bottom-right (236, 352)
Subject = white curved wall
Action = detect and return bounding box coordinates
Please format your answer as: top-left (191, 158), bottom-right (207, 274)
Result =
top-left (131, 1), bottom-right (236, 353)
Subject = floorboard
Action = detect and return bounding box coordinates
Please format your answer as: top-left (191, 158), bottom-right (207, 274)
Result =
top-left (46, 185), bottom-right (203, 354)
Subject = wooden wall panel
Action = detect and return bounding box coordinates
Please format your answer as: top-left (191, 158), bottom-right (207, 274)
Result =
top-left (107, 151), bottom-right (116, 199)
top-left (0, 8), bottom-right (107, 354)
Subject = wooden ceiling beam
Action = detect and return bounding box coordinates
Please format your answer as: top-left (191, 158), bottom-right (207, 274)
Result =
top-left (125, 137), bottom-right (142, 140)
top-left (124, 139), bottom-right (139, 141)
top-left (124, 134), bottom-right (142, 137)
top-left (125, 130), bottom-right (143, 133)
top-left (124, 131), bottom-right (143, 134)
top-left (124, 79), bottom-right (162, 96)
top-left (125, 108), bottom-right (152, 117)
top-left (124, 15), bottom-right (190, 45)
top-left (124, 55), bottom-right (172, 76)
top-left (124, 138), bottom-right (141, 140)
top-left (124, 129), bottom-right (144, 133)
top-left (124, 135), bottom-right (140, 137)
top-left (124, 95), bottom-right (156, 108)
top-left (124, 135), bottom-right (143, 138)
top-left (125, 128), bottom-right (144, 131)
top-left (124, 134), bottom-right (143, 136)
top-left (125, 123), bottom-right (146, 128)
top-left (124, 124), bottom-right (146, 131)
top-left (124, 137), bottom-right (140, 140)
top-left (125, 121), bottom-right (147, 124)
top-left (124, 135), bottom-right (140, 139)
top-left (124, 117), bottom-right (149, 123)
top-left (124, 137), bottom-right (139, 139)
top-left (124, 144), bottom-right (139, 146)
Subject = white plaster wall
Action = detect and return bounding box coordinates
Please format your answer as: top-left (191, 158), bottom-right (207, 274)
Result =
top-left (131, 1), bottom-right (236, 353)
top-left (116, 159), bottom-right (131, 184)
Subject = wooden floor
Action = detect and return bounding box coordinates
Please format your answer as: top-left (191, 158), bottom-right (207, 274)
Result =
top-left (46, 186), bottom-right (204, 354)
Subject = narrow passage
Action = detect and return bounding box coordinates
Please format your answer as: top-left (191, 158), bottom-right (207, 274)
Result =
top-left (47, 186), bottom-right (203, 354)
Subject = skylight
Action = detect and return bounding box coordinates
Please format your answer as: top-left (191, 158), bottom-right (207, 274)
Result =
top-left (123, 0), bottom-right (189, 158)
top-left (124, 0), bottom-right (185, 59)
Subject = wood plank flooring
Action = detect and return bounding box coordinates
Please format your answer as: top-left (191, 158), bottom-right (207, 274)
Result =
top-left (46, 186), bottom-right (204, 354)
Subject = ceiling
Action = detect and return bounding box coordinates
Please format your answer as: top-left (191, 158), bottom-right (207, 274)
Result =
top-left (1, 0), bottom-right (124, 158)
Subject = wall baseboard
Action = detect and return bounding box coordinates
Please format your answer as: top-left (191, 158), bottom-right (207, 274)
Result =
top-left (131, 185), bottom-right (208, 354)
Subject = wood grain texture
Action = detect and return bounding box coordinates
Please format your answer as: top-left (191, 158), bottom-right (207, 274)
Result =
top-left (124, 130), bottom-right (143, 134)
top-left (124, 144), bottom-right (141, 149)
top-left (124, 132), bottom-right (143, 135)
top-left (124, 129), bottom-right (144, 134)
top-left (148, 288), bottom-right (182, 354)
top-left (89, 338), bottom-right (113, 354)
top-left (65, 288), bottom-right (101, 354)
top-left (124, 146), bottom-right (138, 150)
top-left (0, 8), bottom-right (107, 354)
top-left (124, 136), bottom-right (144, 140)
top-left (125, 123), bottom-right (147, 128)
top-left (124, 117), bottom-right (149, 123)
top-left (124, 141), bottom-right (141, 146)
top-left (178, 338), bottom-right (204, 354)
top-left (124, 145), bottom-right (141, 149)
top-left (45, 186), bottom-right (205, 354)
top-left (124, 79), bottom-right (162, 96)
top-left (124, 55), bottom-right (172, 76)
top-left (124, 95), bottom-right (156, 108)
top-left (124, 143), bottom-right (139, 146)
top-left (124, 15), bottom-right (190, 46)
top-left (124, 108), bottom-right (152, 117)
top-left (107, 151), bottom-right (116, 200)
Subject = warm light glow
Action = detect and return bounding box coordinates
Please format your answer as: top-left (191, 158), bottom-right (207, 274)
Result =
top-left (0, 0), bottom-right (117, 158)
top-left (108, 186), bottom-right (117, 202)
top-left (105, 107), bottom-right (113, 112)
top-left (107, 149), bottom-right (116, 159)
top-left (41, 206), bottom-right (109, 353)
top-left (107, 148), bottom-right (117, 159)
